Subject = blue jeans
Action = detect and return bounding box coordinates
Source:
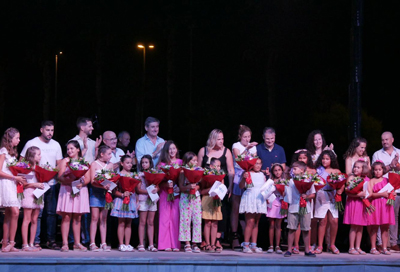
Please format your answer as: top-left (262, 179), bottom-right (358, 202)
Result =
top-left (35, 183), bottom-right (59, 243)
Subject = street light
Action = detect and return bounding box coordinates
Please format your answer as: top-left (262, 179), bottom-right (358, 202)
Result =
top-left (55, 51), bottom-right (63, 125)
top-left (137, 44), bottom-right (154, 135)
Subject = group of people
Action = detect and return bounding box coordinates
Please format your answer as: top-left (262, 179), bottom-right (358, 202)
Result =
top-left (1, 117), bottom-right (400, 257)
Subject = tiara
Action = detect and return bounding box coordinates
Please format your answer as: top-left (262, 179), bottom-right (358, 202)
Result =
top-left (294, 149), bottom-right (308, 154)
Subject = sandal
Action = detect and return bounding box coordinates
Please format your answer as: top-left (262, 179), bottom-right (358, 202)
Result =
top-left (267, 246), bottom-right (274, 253)
top-left (348, 248), bottom-right (359, 255)
top-left (89, 243), bottom-right (100, 252)
top-left (22, 244), bottom-right (39, 252)
top-left (275, 246), bottom-right (283, 254)
top-left (184, 244), bottom-right (192, 253)
top-left (100, 243), bottom-right (111, 252)
top-left (231, 232), bottom-right (242, 251)
top-left (164, 248), bottom-right (172, 252)
top-left (60, 244), bottom-right (69, 252)
top-left (172, 248), bottom-right (180, 252)
top-left (33, 243), bottom-right (42, 251)
top-left (329, 245), bottom-right (340, 254)
top-left (215, 238), bottom-right (223, 253)
top-left (46, 241), bottom-right (60, 250)
top-left (2, 241), bottom-right (19, 253)
top-left (148, 245), bottom-right (158, 252)
top-left (355, 247), bottom-right (366, 255)
top-left (313, 246), bottom-right (323, 254)
top-left (382, 248), bottom-right (391, 255)
top-left (73, 243), bottom-right (87, 252)
top-left (192, 244), bottom-right (201, 253)
top-left (370, 248), bottom-right (380, 255)
top-left (137, 244), bottom-right (145, 252)
top-left (206, 245), bottom-right (215, 253)
top-left (292, 246), bottom-right (299, 254)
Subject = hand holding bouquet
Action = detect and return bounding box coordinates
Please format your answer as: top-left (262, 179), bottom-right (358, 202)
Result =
top-left (144, 168), bottom-right (166, 204)
top-left (293, 174), bottom-right (313, 215)
top-left (160, 164), bottom-right (182, 201)
top-left (274, 179), bottom-right (289, 216)
top-left (7, 158), bottom-right (31, 200)
top-left (68, 158), bottom-right (90, 179)
top-left (33, 163), bottom-right (59, 204)
top-left (203, 168), bottom-right (226, 207)
top-left (182, 164), bottom-right (204, 200)
top-left (387, 171), bottom-right (400, 206)
top-left (119, 173), bottom-right (141, 211)
top-left (326, 172), bottom-right (347, 212)
top-left (235, 154), bottom-right (258, 188)
top-left (346, 176), bottom-right (375, 214)
top-left (94, 169), bottom-right (120, 210)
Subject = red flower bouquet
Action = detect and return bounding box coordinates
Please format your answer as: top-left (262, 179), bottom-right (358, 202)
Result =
top-left (345, 176), bottom-right (375, 214)
top-left (119, 173), bottom-right (141, 211)
top-left (387, 172), bottom-right (400, 206)
top-left (160, 164), bottom-right (182, 201)
top-left (144, 168), bottom-right (166, 204)
top-left (94, 169), bottom-right (121, 210)
top-left (235, 154), bottom-right (258, 188)
top-left (33, 163), bottom-right (59, 204)
top-left (293, 174), bottom-right (313, 215)
top-left (182, 164), bottom-right (204, 200)
top-left (311, 174), bottom-right (326, 192)
top-left (68, 158), bottom-right (90, 179)
top-left (203, 168), bottom-right (226, 207)
top-left (274, 179), bottom-right (289, 216)
top-left (326, 172), bottom-right (347, 212)
top-left (8, 159), bottom-right (32, 200)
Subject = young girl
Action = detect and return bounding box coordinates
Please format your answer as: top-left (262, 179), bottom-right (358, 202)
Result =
top-left (343, 160), bottom-right (370, 255)
top-left (367, 161), bottom-right (394, 255)
top-left (110, 155), bottom-right (139, 252)
top-left (156, 141), bottom-right (182, 252)
top-left (20, 146), bottom-right (43, 252)
top-left (179, 152), bottom-right (202, 253)
top-left (239, 158), bottom-right (267, 254)
top-left (343, 137), bottom-right (371, 175)
top-left (201, 158), bottom-right (223, 253)
top-left (56, 140), bottom-right (90, 252)
top-left (314, 150), bottom-right (342, 254)
top-left (265, 163), bottom-right (286, 254)
top-left (0, 128), bottom-right (26, 252)
top-left (89, 145), bottom-right (114, 252)
top-left (291, 150), bottom-right (316, 175)
top-left (136, 154), bottom-right (159, 252)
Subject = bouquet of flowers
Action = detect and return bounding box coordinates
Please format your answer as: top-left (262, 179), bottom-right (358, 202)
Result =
top-left (203, 168), bottom-right (226, 207)
top-left (235, 154), bottom-right (258, 188)
top-left (293, 174), bottom-right (313, 215)
top-left (7, 158), bottom-right (32, 200)
top-left (119, 173), bottom-right (141, 211)
top-left (144, 168), bottom-right (166, 204)
top-left (274, 179), bottom-right (289, 216)
top-left (94, 169), bottom-right (120, 210)
top-left (326, 172), bottom-right (347, 212)
top-left (311, 174), bottom-right (326, 192)
top-left (182, 164), bottom-right (204, 200)
top-left (387, 171), bottom-right (400, 206)
top-left (160, 164), bottom-right (182, 201)
top-left (345, 176), bottom-right (375, 214)
top-left (33, 163), bottom-right (59, 204)
top-left (68, 158), bottom-right (90, 179)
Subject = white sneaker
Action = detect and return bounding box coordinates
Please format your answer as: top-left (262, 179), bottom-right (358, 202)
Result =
top-left (241, 242), bottom-right (253, 254)
top-left (119, 244), bottom-right (127, 252)
top-left (250, 243), bottom-right (263, 253)
top-left (125, 245), bottom-right (134, 252)
top-left (267, 246), bottom-right (274, 253)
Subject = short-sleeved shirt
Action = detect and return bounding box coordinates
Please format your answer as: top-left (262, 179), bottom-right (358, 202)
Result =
top-left (372, 146), bottom-right (400, 192)
top-left (110, 148), bottom-right (125, 164)
top-left (232, 142), bottom-right (257, 169)
top-left (135, 134), bottom-right (165, 166)
top-left (70, 135), bottom-right (96, 163)
top-left (20, 137), bottom-right (63, 185)
top-left (256, 143), bottom-right (286, 174)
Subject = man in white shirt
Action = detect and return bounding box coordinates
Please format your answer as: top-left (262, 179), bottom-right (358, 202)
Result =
top-left (372, 131), bottom-right (400, 252)
top-left (135, 117), bottom-right (165, 166)
top-left (103, 131), bottom-right (125, 169)
top-left (20, 120), bottom-right (63, 250)
top-left (70, 117), bottom-right (102, 163)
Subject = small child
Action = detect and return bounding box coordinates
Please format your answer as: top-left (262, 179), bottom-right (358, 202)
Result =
top-left (110, 155), bottom-right (139, 252)
top-left (136, 155), bottom-right (159, 252)
top-left (284, 161), bottom-right (316, 257)
top-left (201, 157), bottom-right (223, 253)
top-left (20, 146), bottom-right (43, 252)
top-left (239, 158), bottom-right (267, 254)
top-left (367, 161), bottom-right (394, 255)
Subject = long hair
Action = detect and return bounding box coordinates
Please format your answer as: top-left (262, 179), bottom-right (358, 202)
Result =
top-left (96, 145), bottom-right (111, 160)
top-left (270, 163), bottom-right (285, 180)
top-left (25, 146), bottom-right (40, 165)
top-left (291, 149), bottom-right (314, 169)
top-left (343, 137), bottom-right (368, 160)
top-left (139, 154), bottom-right (154, 171)
top-left (353, 160), bottom-right (370, 178)
top-left (182, 151), bottom-right (197, 166)
top-left (315, 150), bottom-right (339, 169)
top-left (158, 140), bottom-right (179, 166)
top-left (206, 129), bottom-right (223, 151)
top-left (66, 140), bottom-right (83, 158)
top-left (305, 130), bottom-right (326, 155)
top-left (1, 127), bottom-right (19, 157)
top-left (238, 125), bottom-right (251, 141)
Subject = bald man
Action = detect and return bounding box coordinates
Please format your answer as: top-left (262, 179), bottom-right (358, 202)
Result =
top-left (103, 130), bottom-right (125, 170)
top-left (372, 131), bottom-right (400, 253)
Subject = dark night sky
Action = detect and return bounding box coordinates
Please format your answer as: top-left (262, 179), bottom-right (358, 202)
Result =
top-left (0, 1), bottom-right (399, 168)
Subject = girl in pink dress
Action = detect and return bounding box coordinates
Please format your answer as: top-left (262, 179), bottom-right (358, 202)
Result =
top-left (156, 141), bottom-right (182, 252)
top-left (343, 160), bottom-right (370, 255)
top-left (21, 146), bottom-right (43, 252)
top-left (56, 140), bottom-right (90, 252)
top-left (367, 161), bottom-right (395, 255)
top-left (266, 163), bottom-right (286, 254)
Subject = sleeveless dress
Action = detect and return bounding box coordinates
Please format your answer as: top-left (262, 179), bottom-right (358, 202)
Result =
top-left (110, 174), bottom-right (138, 219)
top-left (21, 170), bottom-right (44, 209)
top-left (368, 178), bottom-right (395, 225)
top-left (56, 165), bottom-right (90, 214)
top-left (314, 166), bottom-right (338, 219)
top-left (343, 177), bottom-right (370, 226)
top-left (89, 160), bottom-right (109, 207)
top-left (0, 147), bottom-right (20, 208)
top-left (239, 172), bottom-right (267, 214)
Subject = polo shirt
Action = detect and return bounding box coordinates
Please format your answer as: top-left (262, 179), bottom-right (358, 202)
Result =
top-left (256, 143), bottom-right (286, 172)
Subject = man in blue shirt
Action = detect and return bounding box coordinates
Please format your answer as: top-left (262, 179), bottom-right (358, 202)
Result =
top-left (135, 117), bottom-right (165, 166)
top-left (256, 127), bottom-right (286, 177)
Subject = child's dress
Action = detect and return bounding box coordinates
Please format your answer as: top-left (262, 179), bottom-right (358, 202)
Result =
top-left (265, 179), bottom-right (286, 219)
top-left (343, 178), bottom-right (369, 226)
top-left (0, 147), bottom-right (20, 208)
top-left (314, 167), bottom-right (338, 219)
top-left (368, 178), bottom-right (395, 226)
top-left (239, 172), bottom-right (267, 214)
top-left (110, 192), bottom-right (138, 219)
top-left (21, 170), bottom-right (44, 209)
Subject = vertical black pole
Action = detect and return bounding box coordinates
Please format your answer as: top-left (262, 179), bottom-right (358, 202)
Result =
top-left (349, 0), bottom-right (363, 139)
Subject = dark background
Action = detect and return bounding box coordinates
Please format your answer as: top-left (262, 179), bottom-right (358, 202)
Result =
top-left (1, 1), bottom-right (399, 167)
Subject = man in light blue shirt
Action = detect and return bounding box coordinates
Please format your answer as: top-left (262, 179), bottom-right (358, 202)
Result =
top-left (135, 117), bottom-right (165, 166)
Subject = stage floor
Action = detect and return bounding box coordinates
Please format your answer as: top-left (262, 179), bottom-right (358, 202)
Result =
top-left (1, 249), bottom-right (400, 272)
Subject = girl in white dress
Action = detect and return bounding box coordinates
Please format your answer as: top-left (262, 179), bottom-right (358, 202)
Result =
top-left (239, 158), bottom-right (267, 253)
top-left (0, 128), bottom-right (26, 252)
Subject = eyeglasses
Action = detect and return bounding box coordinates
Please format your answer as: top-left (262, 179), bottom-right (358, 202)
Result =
top-left (105, 138), bottom-right (117, 141)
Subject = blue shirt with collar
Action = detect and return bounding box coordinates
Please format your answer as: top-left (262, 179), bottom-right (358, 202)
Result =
top-left (256, 143), bottom-right (286, 172)
top-left (135, 134), bottom-right (165, 166)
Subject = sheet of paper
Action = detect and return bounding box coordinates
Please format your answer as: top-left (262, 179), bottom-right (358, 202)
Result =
top-left (146, 185), bottom-right (159, 202)
top-left (33, 182), bottom-right (51, 198)
top-left (284, 186), bottom-right (292, 204)
top-left (267, 193), bottom-right (276, 208)
top-left (71, 180), bottom-right (81, 194)
top-left (378, 183), bottom-right (394, 194)
top-left (18, 173), bottom-right (34, 182)
top-left (209, 181), bottom-right (222, 197)
top-left (101, 180), bottom-right (117, 191)
top-left (173, 184), bottom-right (180, 196)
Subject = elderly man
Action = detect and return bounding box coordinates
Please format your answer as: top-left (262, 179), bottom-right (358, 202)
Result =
top-left (103, 131), bottom-right (126, 169)
top-left (372, 131), bottom-right (400, 253)
top-left (135, 117), bottom-right (165, 165)
top-left (256, 127), bottom-right (286, 177)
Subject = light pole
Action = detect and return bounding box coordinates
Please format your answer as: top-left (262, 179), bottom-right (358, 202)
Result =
top-left (137, 44), bottom-right (154, 135)
top-left (55, 51), bottom-right (63, 125)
